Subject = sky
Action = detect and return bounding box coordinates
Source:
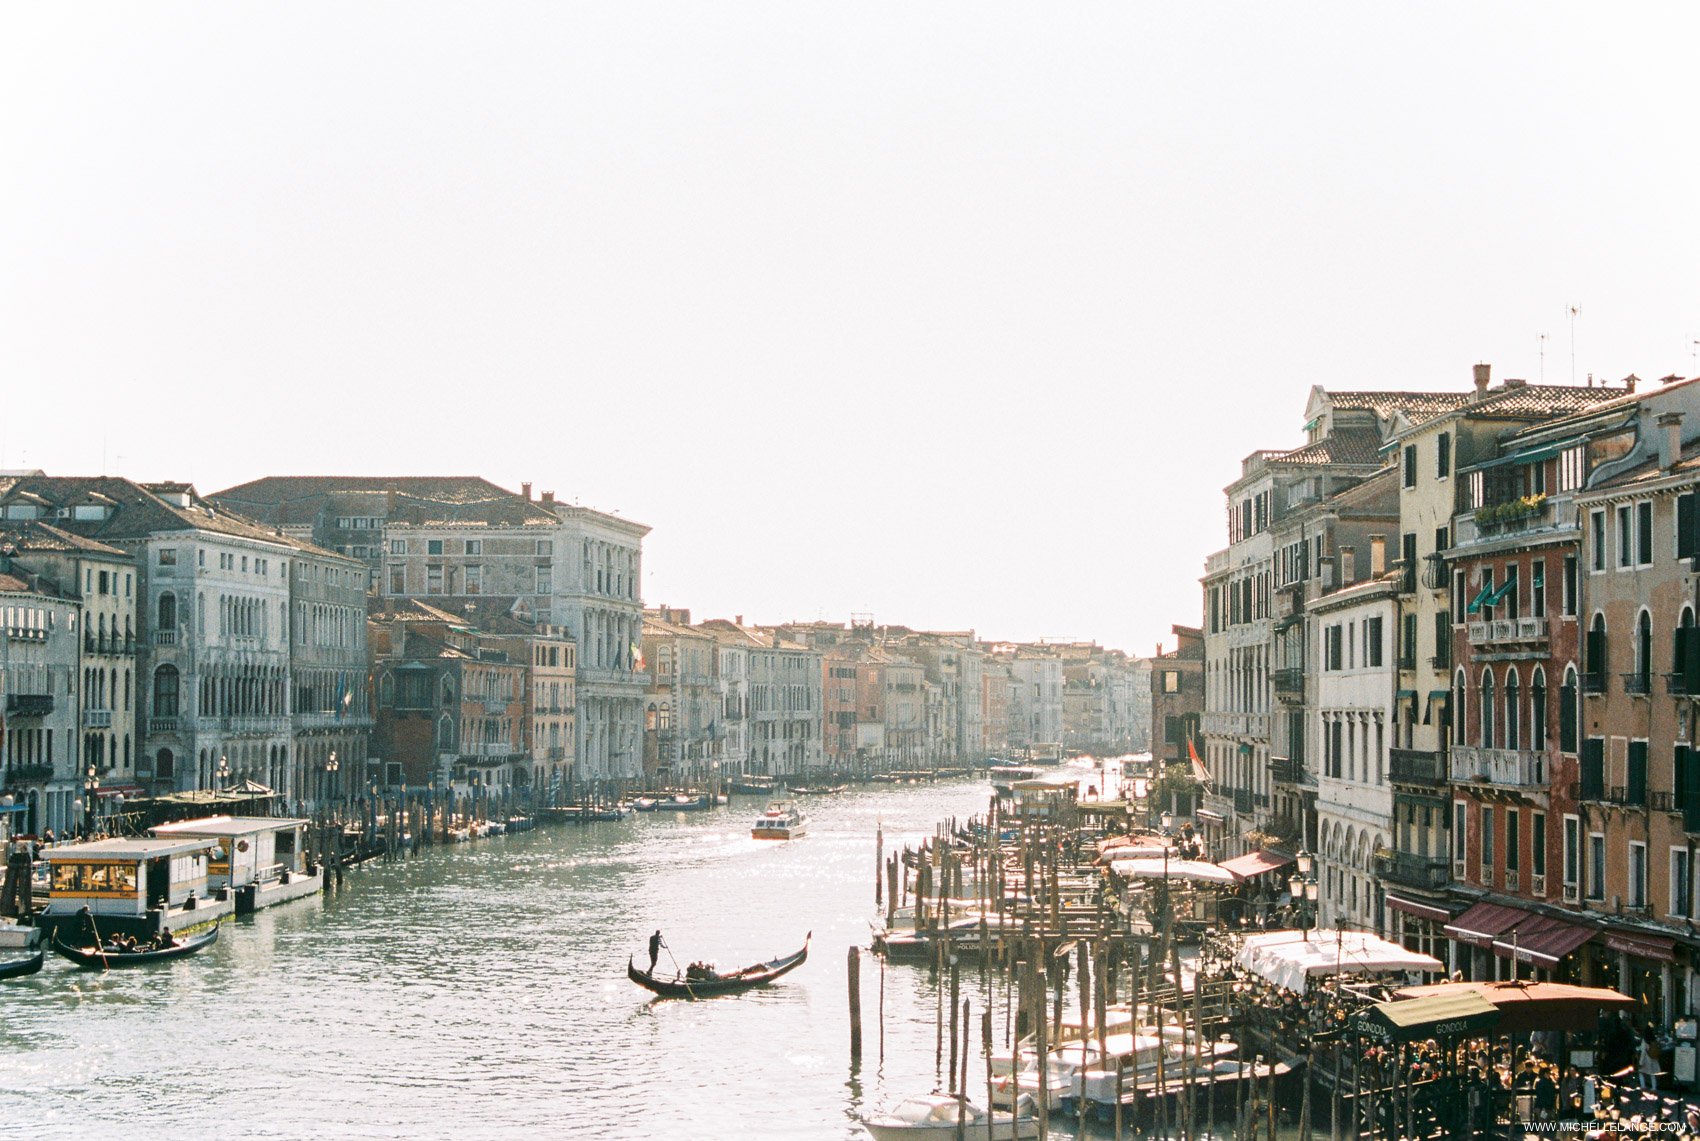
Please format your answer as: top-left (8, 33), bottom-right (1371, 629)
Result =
top-left (3, 4), bottom-right (1697, 657)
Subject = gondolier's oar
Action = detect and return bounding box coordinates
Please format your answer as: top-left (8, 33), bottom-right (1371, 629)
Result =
top-left (662, 941), bottom-right (698, 998)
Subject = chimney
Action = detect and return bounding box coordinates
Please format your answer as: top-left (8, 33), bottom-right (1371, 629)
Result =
top-left (735, 614), bottom-right (744, 626)
top-left (1473, 362), bottom-right (1491, 398)
top-left (1624, 374), bottom-right (1640, 394)
top-left (1369, 534), bottom-right (1386, 577)
top-left (1661, 374), bottom-right (1685, 386)
top-left (386, 484), bottom-right (397, 513)
top-left (521, 482), bottom-right (532, 501)
top-left (541, 491), bottom-right (555, 508)
top-left (1660, 411), bottom-right (1685, 470)
top-left (1340, 545), bottom-right (1357, 584)
top-left (1504, 377), bottom-right (1526, 389)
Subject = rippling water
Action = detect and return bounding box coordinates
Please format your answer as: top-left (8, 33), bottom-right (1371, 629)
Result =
top-left (1, 780), bottom-right (1030, 1139)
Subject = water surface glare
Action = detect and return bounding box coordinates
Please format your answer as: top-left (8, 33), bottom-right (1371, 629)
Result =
top-left (2, 781), bottom-right (1021, 1139)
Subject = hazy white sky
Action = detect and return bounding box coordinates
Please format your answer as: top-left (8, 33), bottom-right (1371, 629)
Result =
top-left (4, 5), bottom-right (1697, 655)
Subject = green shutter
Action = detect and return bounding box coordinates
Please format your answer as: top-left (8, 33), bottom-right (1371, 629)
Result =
top-left (1581, 738), bottom-right (1605, 801)
top-left (1677, 745), bottom-right (1691, 812)
top-left (1684, 747), bottom-right (1700, 833)
top-left (1680, 493), bottom-right (1698, 560)
top-left (1628, 741), bottom-right (1648, 807)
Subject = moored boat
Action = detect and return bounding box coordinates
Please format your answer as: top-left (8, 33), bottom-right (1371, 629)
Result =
top-left (861, 1093), bottom-right (1040, 1141)
top-left (0, 947), bottom-right (45, 980)
top-left (627, 932), bottom-right (810, 998)
top-left (751, 801), bottom-right (808, 840)
top-left (51, 923), bottom-right (220, 969)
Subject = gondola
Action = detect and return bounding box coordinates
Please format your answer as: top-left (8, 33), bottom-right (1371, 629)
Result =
top-left (51, 923), bottom-right (220, 969)
top-left (0, 948), bottom-right (45, 980)
top-left (627, 932), bottom-right (810, 998)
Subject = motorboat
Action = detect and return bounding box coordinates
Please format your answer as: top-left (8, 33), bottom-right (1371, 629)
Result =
top-left (862, 1093), bottom-right (1039, 1141)
top-left (751, 801), bottom-right (808, 840)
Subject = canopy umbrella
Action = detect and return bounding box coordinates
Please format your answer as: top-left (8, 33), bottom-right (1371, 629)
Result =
top-left (1106, 857), bottom-right (1235, 885)
top-left (1236, 929), bottom-right (1445, 993)
top-left (1393, 979), bottom-right (1637, 1034)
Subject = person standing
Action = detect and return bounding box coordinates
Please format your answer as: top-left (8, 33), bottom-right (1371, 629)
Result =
top-left (648, 930), bottom-right (665, 974)
top-left (1637, 1031), bottom-right (1660, 1091)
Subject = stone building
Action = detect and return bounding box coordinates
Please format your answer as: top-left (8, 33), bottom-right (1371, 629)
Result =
top-left (642, 607), bottom-right (716, 785)
top-left (287, 543), bottom-right (372, 805)
top-left (1151, 624), bottom-right (1205, 805)
top-left (0, 557), bottom-right (82, 835)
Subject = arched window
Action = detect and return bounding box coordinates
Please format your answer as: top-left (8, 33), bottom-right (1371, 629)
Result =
top-left (1560, 665), bottom-right (1579, 754)
top-left (152, 665), bottom-right (180, 717)
top-left (1505, 669), bottom-right (1521, 750)
top-left (1454, 669), bottom-right (1468, 746)
top-left (1586, 613), bottom-right (1608, 688)
top-left (1636, 609), bottom-right (1654, 691)
top-left (1530, 667), bottom-right (1548, 751)
top-left (157, 592), bottom-right (177, 632)
top-left (1480, 669), bottom-right (1496, 748)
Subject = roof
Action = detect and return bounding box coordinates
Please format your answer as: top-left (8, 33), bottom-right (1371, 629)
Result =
top-left (44, 836), bottom-right (219, 860)
top-left (0, 521), bottom-right (130, 558)
top-left (151, 815), bottom-right (309, 837)
top-left (211, 476), bottom-right (563, 529)
top-left (1323, 390), bottom-right (1477, 424)
top-left (1472, 384), bottom-right (1630, 418)
top-left (1351, 991), bottom-right (1501, 1044)
top-left (0, 475), bottom-right (340, 554)
top-left (1269, 428), bottom-right (1385, 467)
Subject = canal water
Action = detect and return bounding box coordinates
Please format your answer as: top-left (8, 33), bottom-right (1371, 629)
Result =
top-left (1, 779), bottom-right (1053, 1139)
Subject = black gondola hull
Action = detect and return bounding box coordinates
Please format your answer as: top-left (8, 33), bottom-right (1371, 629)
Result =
top-left (0, 948), bottom-right (44, 979)
top-left (51, 924), bottom-right (219, 969)
top-left (627, 934), bottom-right (810, 999)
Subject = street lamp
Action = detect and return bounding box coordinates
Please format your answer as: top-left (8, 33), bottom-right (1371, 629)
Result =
top-left (216, 755), bottom-right (231, 790)
top-left (71, 798), bottom-right (83, 841)
top-left (323, 751), bottom-right (339, 809)
top-left (84, 764), bottom-right (99, 838)
top-left (1290, 848), bottom-right (1319, 941)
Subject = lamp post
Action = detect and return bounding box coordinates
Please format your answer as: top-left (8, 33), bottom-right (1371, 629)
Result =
top-left (83, 764), bottom-right (99, 838)
top-left (1289, 848), bottom-right (1319, 941)
top-left (71, 797), bottom-right (83, 841)
top-left (216, 755), bottom-right (230, 791)
top-left (323, 752), bottom-right (339, 812)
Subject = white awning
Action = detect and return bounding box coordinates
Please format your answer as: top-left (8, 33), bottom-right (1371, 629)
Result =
top-left (1106, 858), bottom-right (1235, 885)
top-left (1235, 929), bottom-right (1445, 993)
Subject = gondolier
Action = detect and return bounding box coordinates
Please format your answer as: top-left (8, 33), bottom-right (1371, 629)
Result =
top-left (648, 930), bottom-right (665, 973)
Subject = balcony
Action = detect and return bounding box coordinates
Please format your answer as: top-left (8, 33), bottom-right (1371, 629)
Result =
top-left (153, 630), bottom-right (177, 646)
top-left (482, 701), bottom-right (508, 716)
top-left (82, 709), bottom-right (113, 729)
top-left (1470, 496), bottom-right (1552, 536)
top-left (1395, 562), bottom-right (1417, 595)
top-left (1601, 784), bottom-right (1649, 808)
top-left (1377, 851), bottom-right (1452, 891)
top-left (1233, 788), bottom-right (1255, 816)
top-left (1449, 746), bottom-right (1547, 788)
top-left (1422, 553), bottom-right (1449, 591)
top-left (1666, 674), bottom-right (1693, 697)
top-left (1582, 672), bottom-right (1607, 695)
top-left (1269, 756), bottom-right (1307, 785)
top-left (1273, 668), bottom-right (1305, 702)
top-left (147, 716), bottom-right (178, 733)
top-left (5, 763), bottom-right (55, 784)
top-left (547, 746), bottom-right (566, 761)
top-left (1466, 617), bottom-right (1549, 648)
top-left (1389, 748), bottom-right (1445, 787)
top-left (5, 694), bottom-right (52, 717)
top-left (1622, 673), bottom-right (1652, 697)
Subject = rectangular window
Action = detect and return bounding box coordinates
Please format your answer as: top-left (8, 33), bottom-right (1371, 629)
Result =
top-left (390, 539), bottom-right (406, 556)
top-left (1618, 505), bottom-right (1634, 568)
top-left (1637, 501), bottom-right (1654, 565)
top-left (536, 567), bottom-right (552, 595)
top-left (426, 564), bottom-right (443, 593)
top-left (1162, 671), bottom-right (1180, 694)
top-left (1559, 445), bottom-right (1585, 492)
top-left (1433, 611), bottom-right (1451, 669)
top-left (1588, 833), bottom-right (1606, 900)
top-left (1563, 815), bottom-right (1580, 888)
top-left (536, 539), bottom-right (553, 557)
top-left (1401, 612), bottom-right (1418, 669)
top-left (1367, 616), bottom-right (1383, 667)
top-left (1581, 737), bottom-right (1605, 799)
top-left (389, 566), bottom-right (405, 594)
top-left (1481, 805), bottom-right (1495, 884)
top-left (1628, 740), bottom-right (1648, 806)
top-left (1531, 811), bottom-right (1546, 877)
top-left (1506, 810), bottom-right (1521, 876)
top-left (427, 539), bottom-right (444, 556)
top-left (157, 548), bottom-right (177, 566)
top-left (1325, 625), bottom-right (1342, 670)
top-left (1403, 444), bottom-right (1417, 489)
top-left (465, 564), bottom-right (483, 594)
top-left (464, 539), bottom-right (482, 556)
top-left (1454, 801), bottom-right (1467, 867)
top-left (1673, 849), bottom-right (1691, 918)
top-left (1563, 555), bottom-right (1578, 615)
top-left (1629, 841), bottom-right (1647, 908)
top-left (1591, 511), bottom-right (1607, 572)
top-left (1437, 432), bottom-right (1451, 479)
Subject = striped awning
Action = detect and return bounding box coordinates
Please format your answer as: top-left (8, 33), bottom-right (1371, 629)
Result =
top-left (1386, 895), bottom-right (1453, 924)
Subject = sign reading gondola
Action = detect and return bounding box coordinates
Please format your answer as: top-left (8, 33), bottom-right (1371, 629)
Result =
top-left (1349, 991), bottom-right (1501, 1045)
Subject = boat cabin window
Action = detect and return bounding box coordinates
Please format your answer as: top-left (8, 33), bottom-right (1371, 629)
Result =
top-left (52, 862), bottom-right (139, 894)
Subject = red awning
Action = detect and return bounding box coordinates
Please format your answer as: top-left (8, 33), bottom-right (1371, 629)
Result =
top-left (1491, 913), bottom-right (1594, 967)
top-left (1386, 895), bottom-right (1453, 924)
top-left (1444, 902), bottom-right (1532, 947)
top-left (1603, 929), bottom-right (1677, 963)
top-left (1218, 848), bottom-right (1295, 883)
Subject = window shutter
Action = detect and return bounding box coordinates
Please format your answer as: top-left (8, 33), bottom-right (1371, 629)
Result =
top-left (1586, 630), bottom-right (1608, 680)
top-left (1686, 627), bottom-right (1700, 695)
top-left (1628, 741), bottom-right (1648, 806)
top-left (1581, 737), bottom-right (1605, 800)
top-left (1677, 745), bottom-right (1691, 812)
top-left (1685, 747), bottom-right (1700, 833)
top-left (1679, 493), bottom-right (1698, 559)
top-left (1559, 683), bottom-right (1578, 754)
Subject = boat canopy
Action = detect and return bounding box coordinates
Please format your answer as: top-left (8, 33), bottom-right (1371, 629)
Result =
top-left (1235, 929), bottom-right (1444, 993)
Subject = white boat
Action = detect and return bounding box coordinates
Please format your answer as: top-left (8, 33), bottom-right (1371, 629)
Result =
top-left (751, 800), bottom-right (809, 840)
top-left (862, 1094), bottom-right (1039, 1141)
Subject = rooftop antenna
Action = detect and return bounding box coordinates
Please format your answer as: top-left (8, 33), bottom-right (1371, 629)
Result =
top-left (1538, 333), bottom-right (1547, 383)
top-left (1567, 304), bottom-right (1580, 385)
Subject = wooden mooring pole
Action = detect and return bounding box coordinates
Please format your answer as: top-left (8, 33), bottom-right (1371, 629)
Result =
top-left (848, 945), bottom-right (863, 1063)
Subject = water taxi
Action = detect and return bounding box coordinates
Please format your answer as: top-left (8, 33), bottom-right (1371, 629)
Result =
top-left (751, 801), bottom-right (808, 841)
